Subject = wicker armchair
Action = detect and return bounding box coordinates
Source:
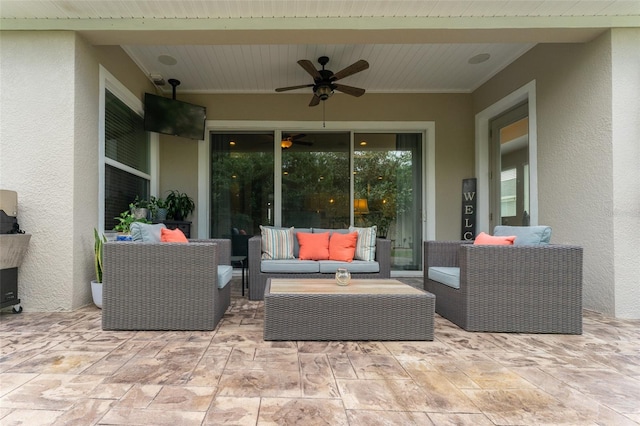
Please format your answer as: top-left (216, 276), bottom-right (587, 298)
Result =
top-left (102, 239), bottom-right (231, 331)
top-left (424, 240), bottom-right (583, 334)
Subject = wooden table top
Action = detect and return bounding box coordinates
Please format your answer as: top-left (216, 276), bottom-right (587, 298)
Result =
top-left (267, 278), bottom-right (426, 295)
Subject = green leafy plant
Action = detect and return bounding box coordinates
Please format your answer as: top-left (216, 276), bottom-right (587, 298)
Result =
top-left (165, 190), bottom-right (195, 221)
top-left (149, 196), bottom-right (168, 220)
top-left (132, 196), bottom-right (150, 209)
top-left (113, 203), bottom-right (150, 233)
top-left (93, 228), bottom-right (107, 283)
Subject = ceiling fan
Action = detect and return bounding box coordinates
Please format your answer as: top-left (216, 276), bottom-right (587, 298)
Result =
top-left (275, 56), bottom-right (369, 107)
top-left (281, 133), bottom-right (312, 149)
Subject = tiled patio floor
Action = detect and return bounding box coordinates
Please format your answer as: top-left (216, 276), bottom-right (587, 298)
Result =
top-left (1, 277), bottom-right (639, 425)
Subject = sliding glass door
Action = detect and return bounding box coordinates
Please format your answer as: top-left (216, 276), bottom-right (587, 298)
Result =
top-left (354, 133), bottom-right (423, 271)
top-left (210, 132), bottom-right (274, 255)
top-left (210, 129), bottom-right (424, 271)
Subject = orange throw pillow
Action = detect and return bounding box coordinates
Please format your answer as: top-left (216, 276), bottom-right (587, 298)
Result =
top-left (329, 231), bottom-right (358, 262)
top-left (160, 228), bottom-right (189, 243)
top-left (297, 232), bottom-right (330, 260)
top-left (473, 231), bottom-right (515, 245)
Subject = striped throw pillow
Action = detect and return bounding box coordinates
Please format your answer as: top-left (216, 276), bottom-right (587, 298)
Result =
top-left (349, 225), bottom-right (377, 261)
top-left (260, 226), bottom-right (295, 260)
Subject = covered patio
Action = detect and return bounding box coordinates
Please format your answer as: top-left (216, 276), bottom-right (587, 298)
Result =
top-left (1, 278), bottom-right (639, 424)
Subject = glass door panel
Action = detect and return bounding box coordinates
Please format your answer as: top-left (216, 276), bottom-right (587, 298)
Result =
top-left (210, 132), bottom-right (274, 255)
top-left (354, 133), bottom-right (423, 271)
top-left (490, 103), bottom-right (530, 228)
top-left (281, 132), bottom-right (350, 228)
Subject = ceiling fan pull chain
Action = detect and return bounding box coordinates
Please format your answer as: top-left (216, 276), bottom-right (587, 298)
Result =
top-left (323, 101), bottom-right (326, 128)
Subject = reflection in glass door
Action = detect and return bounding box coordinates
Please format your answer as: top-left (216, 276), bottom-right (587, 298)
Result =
top-left (210, 132), bottom-right (274, 256)
top-left (354, 133), bottom-right (423, 271)
top-left (281, 132), bottom-right (350, 228)
top-left (490, 103), bottom-right (530, 228)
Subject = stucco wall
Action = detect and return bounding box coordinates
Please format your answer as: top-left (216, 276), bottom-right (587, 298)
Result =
top-left (0, 34), bottom-right (154, 311)
top-left (1, 31), bottom-right (91, 311)
top-left (611, 28), bottom-right (640, 318)
top-left (164, 92), bottom-right (475, 241)
top-left (473, 30), bottom-right (638, 318)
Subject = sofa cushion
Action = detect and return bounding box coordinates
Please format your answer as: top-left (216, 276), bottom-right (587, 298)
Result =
top-left (160, 227), bottom-right (188, 243)
top-left (260, 226), bottom-right (295, 260)
top-left (474, 232), bottom-right (515, 245)
top-left (292, 228), bottom-right (312, 257)
top-left (130, 222), bottom-right (166, 243)
top-left (428, 267), bottom-right (460, 289)
top-left (261, 259), bottom-right (320, 273)
top-left (329, 231), bottom-right (358, 262)
top-left (217, 265), bottom-right (233, 289)
top-left (319, 260), bottom-right (380, 274)
top-left (297, 232), bottom-right (330, 260)
top-left (349, 225), bottom-right (377, 261)
top-left (494, 225), bottom-right (552, 246)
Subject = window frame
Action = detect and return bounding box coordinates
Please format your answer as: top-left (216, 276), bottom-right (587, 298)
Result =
top-left (98, 65), bottom-right (158, 232)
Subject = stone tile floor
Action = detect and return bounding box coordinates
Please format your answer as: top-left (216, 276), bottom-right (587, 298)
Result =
top-left (1, 277), bottom-right (639, 425)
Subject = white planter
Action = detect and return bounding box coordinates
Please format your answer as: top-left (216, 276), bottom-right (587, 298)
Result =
top-left (91, 280), bottom-right (102, 309)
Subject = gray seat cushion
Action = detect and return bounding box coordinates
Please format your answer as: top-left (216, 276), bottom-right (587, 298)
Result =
top-left (261, 259), bottom-right (320, 273)
top-left (428, 266), bottom-right (460, 289)
top-left (218, 265), bottom-right (233, 289)
top-left (319, 260), bottom-right (380, 274)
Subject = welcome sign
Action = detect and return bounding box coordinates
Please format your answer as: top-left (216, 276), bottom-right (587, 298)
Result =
top-left (461, 178), bottom-right (476, 241)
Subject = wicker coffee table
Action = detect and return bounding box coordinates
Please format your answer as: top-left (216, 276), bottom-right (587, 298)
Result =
top-left (264, 278), bottom-right (435, 341)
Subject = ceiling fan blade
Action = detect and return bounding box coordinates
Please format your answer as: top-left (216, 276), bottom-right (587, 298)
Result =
top-left (334, 84), bottom-right (366, 97)
top-left (331, 60), bottom-right (369, 81)
top-left (297, 60), bottom-right (321, 79)
top-left (309, 94), bottom-right (321, 107)
top-left (275, 84), bottom-right (314, 93)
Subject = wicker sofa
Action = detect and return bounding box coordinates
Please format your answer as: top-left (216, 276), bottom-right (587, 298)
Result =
top-left (248, 228), bottom-right (391, 301)
top-left (102, 238), bottom-right (232, 331)
top-left (424, 230), bottom-right (583, 334)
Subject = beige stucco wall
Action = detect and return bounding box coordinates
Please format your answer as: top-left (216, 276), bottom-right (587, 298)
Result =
top-left (611, 28), bottom-right (640, 318)
top-left (164, 92), bottom-right (475, 240)
top-left (0, 31), bottom-right (96, 310)
top-left (473, 29), bottom-right (639, 318)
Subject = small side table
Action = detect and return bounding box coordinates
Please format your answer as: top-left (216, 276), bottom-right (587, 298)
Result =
top-left (230, 255), bottom-right (248, 295)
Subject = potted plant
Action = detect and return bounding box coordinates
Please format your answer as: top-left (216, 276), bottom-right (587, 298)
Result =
top-left (150, 196), bottom-right (168, 221)
top-left (91, 228), bottom-right (106, 308)
top-left (131, 196), bottom-right (150, 220)
top-left (114, 203), bottom-right (150, 237)
top-left (166, 190), bottom-right (195, 221)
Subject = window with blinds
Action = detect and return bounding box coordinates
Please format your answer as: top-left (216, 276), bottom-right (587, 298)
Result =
top-left (104, 89), bottom-right (150, 230)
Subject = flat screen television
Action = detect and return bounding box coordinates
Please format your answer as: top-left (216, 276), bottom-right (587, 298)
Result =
top-left (143, 93), bottom-right (206, 140)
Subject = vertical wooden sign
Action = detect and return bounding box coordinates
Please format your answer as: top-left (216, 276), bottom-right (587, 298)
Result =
top-left (461, 178), bottom-right (477, 241)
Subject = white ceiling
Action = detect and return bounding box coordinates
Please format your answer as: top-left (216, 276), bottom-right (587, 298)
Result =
top-left (2, 1), bottom-right (638, 95)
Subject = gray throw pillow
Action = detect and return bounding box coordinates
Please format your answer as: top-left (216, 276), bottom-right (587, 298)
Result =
top-left (130, 222), bottom-right (166, 243)
top-left (493, 225), bottom-right (552, 246)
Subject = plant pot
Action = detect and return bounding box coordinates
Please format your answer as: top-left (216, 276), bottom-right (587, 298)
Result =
top-left (91, 280), bottom-right (102, 309)
top-left (155, 208), bottom-right (168, 221)
top-left (132, 208), bottom-right (148, 220)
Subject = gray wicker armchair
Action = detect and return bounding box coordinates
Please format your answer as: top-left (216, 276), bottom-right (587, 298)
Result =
top-left (424, 240), bottom-right (583, 334)
top-left (102, 239), bottom-right (231, 331)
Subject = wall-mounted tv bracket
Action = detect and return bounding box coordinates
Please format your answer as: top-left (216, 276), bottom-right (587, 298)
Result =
top-left (168, 78), bottom-right (181, 100)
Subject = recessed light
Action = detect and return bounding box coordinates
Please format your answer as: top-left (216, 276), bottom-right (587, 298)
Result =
top-left (158, 54), bottom-right (177, 66)
top-left (468, 53), bottom-right (491, 64)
